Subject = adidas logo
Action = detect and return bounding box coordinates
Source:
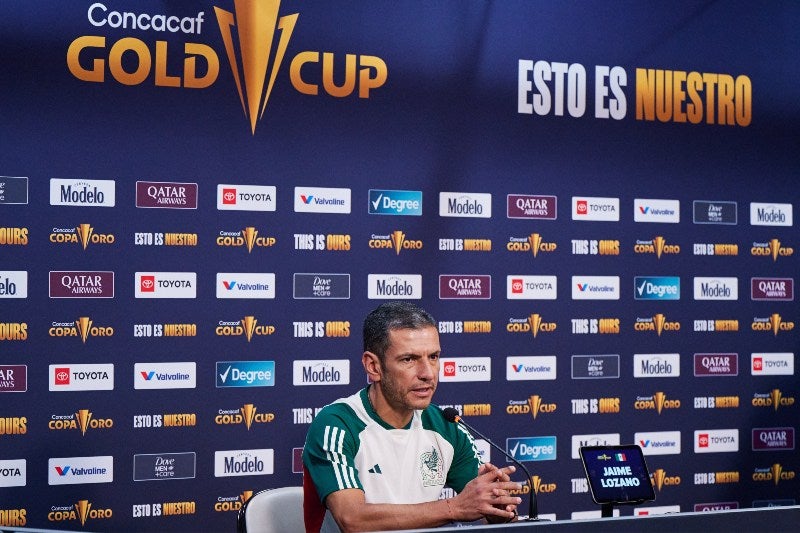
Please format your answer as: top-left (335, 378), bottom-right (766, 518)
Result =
top-left (368, 464), bottom-right (382, 474)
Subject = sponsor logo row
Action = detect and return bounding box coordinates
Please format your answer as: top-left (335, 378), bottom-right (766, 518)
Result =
top-left (0, 354), bottom-right (793, 392)
top-left (3, 226), bottom-right (797, 264)
top-left (0, 178), bottom-right (794, 225)
top-left (1, 428), bottom-right (794, 491)
top-left (1, 271), bottom-right (795, 301)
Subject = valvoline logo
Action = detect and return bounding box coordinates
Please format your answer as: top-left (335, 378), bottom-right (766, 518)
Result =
top-left (300, 195), bottom-right (314, 204)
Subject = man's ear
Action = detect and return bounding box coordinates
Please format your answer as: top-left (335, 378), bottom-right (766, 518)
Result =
top-left (362, 351), bottom-right (381, 383)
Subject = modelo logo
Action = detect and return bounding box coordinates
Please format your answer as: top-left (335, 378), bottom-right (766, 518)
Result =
top-left (50, 179), bottom-right (115, 207)
top-left (439, 192), bottom-right (491, 218)
top-left (214, 449), bottom-right (274, 477)
top-left (694, 277), bottom-right (738, 300)
top-left (0, 272), bottom-right (27, 299)
top-left (633, 354), bottom-right (680, 378)
top-left (368, 274), bottom-right (421, 299)
top-left (750, 203), bottom-right (792, 226)
top-left (293, 360), bottom-right (349, 385)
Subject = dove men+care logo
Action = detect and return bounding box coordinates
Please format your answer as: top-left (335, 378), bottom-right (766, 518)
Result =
top-left (216, 361), bottom-right (275, 388)
top-left (634, 277), bottom-right (680, 300)
top-left (506, 436), bottom-right (557, 462)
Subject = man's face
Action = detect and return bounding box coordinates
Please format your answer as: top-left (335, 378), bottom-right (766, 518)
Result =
top-left (378, 326), bottom-right (441, 413)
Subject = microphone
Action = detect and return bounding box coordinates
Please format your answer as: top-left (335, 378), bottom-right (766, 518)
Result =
top-left (442, 407), bottom-right (541, 521)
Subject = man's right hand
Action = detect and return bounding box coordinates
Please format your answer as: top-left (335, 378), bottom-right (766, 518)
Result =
top-left (450, 464), bottom-right (521, 522)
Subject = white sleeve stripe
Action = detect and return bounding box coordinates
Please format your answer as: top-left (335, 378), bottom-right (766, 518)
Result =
top-left (323, 425), bottom-right (358, 490)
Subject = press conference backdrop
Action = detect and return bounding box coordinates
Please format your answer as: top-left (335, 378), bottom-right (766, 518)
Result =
top-left (1, 0), bottom-right (798, 530)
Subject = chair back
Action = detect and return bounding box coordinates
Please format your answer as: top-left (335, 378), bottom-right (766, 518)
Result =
top-left (237, 486), bottom-right (304, 533)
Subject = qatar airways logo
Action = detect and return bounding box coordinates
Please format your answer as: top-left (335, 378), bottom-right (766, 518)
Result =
top-left (507, 194), bottom-right (556, 219)
top-left (751, 278), bottom-right (793, 301)
top-left (440, 358), bottom-right (491, 382)
top-left (439, 275), bottom-right (491, 299)
top-left (136, 181), bottom-right (197, 209)
top-left (634, 199), bottom-right (680, 223)
top-left (572, 197), bottom-right (619, 221)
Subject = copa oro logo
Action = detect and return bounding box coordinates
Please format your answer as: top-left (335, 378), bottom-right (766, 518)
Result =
top-left (650, 469), bottom-right (680, 491)
top-left (506, 395), bottom-right (556, 419)
top-left (0, 508), bottom-right (26, 527)
top-left (634, 314), bottom-right (680, 335)
top-left (48, 500), bottom-right (112, 527)
top-left (214, 491), bottom-right (253, 512)
top-left (216, 316), bottom-right (276, 341)
top-left (634, 236), bottom-right (680, 258)
top-left (67, 1), bottom-right (387, 135)
top-left (751, 314), bottom-right (795, 335)
top-left (506, 233), bottom-right (557, 257)
top-left (216, 227), bottom-right (276, 252)
top-left (752, 464), bottom-right (796, 485)
top-left (634, 392), bottom-right (680, 414)
top-left (751, 238), bottom-right (794, 261)
top-left (49, 317), bottom-right (114, 343)
top-left (506, 314), bottom-right (557, 338)
top-left (0, 227), bottom-right (29, 246)
top-left (50, 224), bottom-right (115, 249)
top-left (0, 323), bottom-right (28, 341)
top-left (368, 231), bottom-right (423, 254)
top-left (752, 389), bottom-right (795, 411)
top-left (532, 475), bottom-right (557, 494)
top-left (215, 404), bottom-right (275, 429)
top-left (49, 409), bottom-right (114, 435)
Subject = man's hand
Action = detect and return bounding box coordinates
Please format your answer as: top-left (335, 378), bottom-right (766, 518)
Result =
top-left (450, 463), bottom-right (521, 522)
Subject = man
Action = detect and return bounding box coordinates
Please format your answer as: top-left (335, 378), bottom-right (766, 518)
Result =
top-left (303, 301), bottom-right (521, 532)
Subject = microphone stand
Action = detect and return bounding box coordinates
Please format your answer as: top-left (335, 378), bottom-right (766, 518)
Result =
top-left (442, 408), bottom-right (542, 521)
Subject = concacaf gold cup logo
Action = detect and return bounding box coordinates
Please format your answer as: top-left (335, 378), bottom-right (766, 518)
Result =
top-left (506, 233), bottom-right (557, 257)
top-left (650, 468), bottom-right (680, 491)
top-left (752, 464), bottom-right (796, 485)
top-left (751, 238), bottom-right (794, 261)
top-left (506, 395), bottom-right (556, 420)
top-left (216, 316), bottom-right (276, 341)
top-left (532, 475), bottom-right (557, 495)
top-left (49, 317), bottom-right (114, 343)
top-left (214, 491), bottom-right (253, 512)
top-left (216, 227), bottom-right (276, 252)
top-left (751, 313), bottom-right (795, 336)
top-left (634, 314), bottom-right (680, 335)
top-left (48, 500), bottom-right (112, 527)
top-left (66, 0), bottom-right (387, 135)
top-left (50, 224), bottom-right (115, 249)
top-left (634, 236), bottom-right (679, 258)
top-left (49, 409), bottom-right (114, 436)
top-left (506, 314), bottom-right (556, 338)
top-left (751, 389), bottom-right (795, 411)
top-left (215, 404), bottom-right (275, 429)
